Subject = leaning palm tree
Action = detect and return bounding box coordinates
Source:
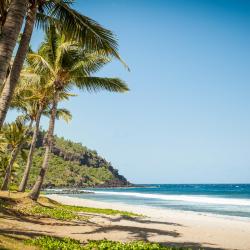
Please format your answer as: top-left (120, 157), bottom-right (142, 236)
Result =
top-left (0, 0), bottom-right (127, 129)
top-left (0, 0), bottom-right (28, 87)
top-left (28, 26), bottom-right (129, 200)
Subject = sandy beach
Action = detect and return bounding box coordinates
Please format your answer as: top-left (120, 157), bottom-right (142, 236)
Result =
top-left (1, 192), bottom-right (250, 250)
top-left (42, 194), bottom-right (250, 250)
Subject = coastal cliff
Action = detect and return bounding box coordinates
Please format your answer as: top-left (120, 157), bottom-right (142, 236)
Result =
top-left (15, 132), bottom-right (131, 188)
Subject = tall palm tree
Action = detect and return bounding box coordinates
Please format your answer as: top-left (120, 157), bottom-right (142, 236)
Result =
top-left (28, 27), bottom-right (129, 200)
top-left (0, 0), bottom-right (127, 129)
top-left (18, 105), bottom-right (72, 191)
top-left (11, 77), bottom-right (74, 192)
top-left (0, 0), bottom-right (28, 87)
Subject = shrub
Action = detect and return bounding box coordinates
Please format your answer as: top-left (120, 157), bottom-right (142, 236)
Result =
top-left (26, 236), bottom-right (83, 250)
top-left (26, 237), bottom-right (192, 250)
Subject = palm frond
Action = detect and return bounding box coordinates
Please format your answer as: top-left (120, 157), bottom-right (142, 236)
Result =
top-left (56, 108), bottom-right (72, 123)
top-left (43, 0), bottom-right (129, 69)
top-left (70, 50), bottom-right (111, 75)
top-left (27, 53), bottom-right (55, 77)
top-left (0, 120), bottom-right (30, 148)
top-left (74, 77), bottom-right (129, 93)
top-left (43, 107), bottom-right (72, 123)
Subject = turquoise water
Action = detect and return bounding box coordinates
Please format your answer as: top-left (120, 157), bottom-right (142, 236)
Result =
top-left (47, 184), bottom-right (250, 218)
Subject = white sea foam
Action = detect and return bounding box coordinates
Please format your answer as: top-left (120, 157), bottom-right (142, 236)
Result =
top-left (90, 191), bottom-right (250, 206)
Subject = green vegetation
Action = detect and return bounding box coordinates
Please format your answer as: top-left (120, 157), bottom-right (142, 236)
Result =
top-left (84, 240), bottom-right (190, 250)
top-left (55, 136), bottom-right (97, 156)
top-left (26, 237), bottom-right (190, 250)
top-left (0, 120), bottom-right (31, 190)
top-left (0, 234), bottom-right (38, 250)
top-left (26, 237), bottom-right (82, 250)
top-left (17, 203), bottom-right (138, 221)
top-left (24, 205), bottom-right (88, 221)
top-left (16, 148), bottom-right (113, 187)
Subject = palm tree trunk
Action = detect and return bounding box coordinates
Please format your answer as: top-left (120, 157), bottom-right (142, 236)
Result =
top-left (0, 0), bottom-right (28, 87)
top-left (18, 105), bottom-right (43, 192)
top-left (1, 120), bottom-right (33, 191)
top-left (29, 92), bottom-right (59, 201)
top-left (1, 146), bottom-right (21, 191)
top-left (0, 2), bottom-right (8, 34)
top-left (0, 4), bottom-right (37, 129)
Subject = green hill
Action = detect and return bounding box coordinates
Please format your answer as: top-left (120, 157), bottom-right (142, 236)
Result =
top-left (14, 132), bottom-right (131, 188)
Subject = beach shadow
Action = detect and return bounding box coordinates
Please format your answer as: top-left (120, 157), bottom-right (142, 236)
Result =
top-left (0, 209), bottom-right (93, 227)
top-left (77, 224), bottom-right (180, 241)
top-left (0, 228), bottom-right (49, 241)
top-left (0, 196), bottom-right (93, 227)
top-left (82, 212), bottom-right (183, 227)
top-left (111, 215), bottom-right (183, 227)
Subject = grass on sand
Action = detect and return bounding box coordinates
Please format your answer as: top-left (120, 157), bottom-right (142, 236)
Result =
top-left (0, 191), bottom-right (139, 250)
top-left (0, 191), bottom-right (138, 220)
top-left (0, 191), bottom-right (192, 250)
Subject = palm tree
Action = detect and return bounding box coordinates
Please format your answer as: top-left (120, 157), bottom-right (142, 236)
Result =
top-left (0, 0), bottom-right (28, 87)
top-left (0, 120), bottom-right (31, 190)
top-left (12, 79), bottom-right (74, 192)
top-left (0, 0), bottom-right (127, 129)
top-left (10, 84), bottom-right (48, 192)
top-left (28, 27), bottom-right (129, 200)
top-left (18, 105), bottom-right (72, 192)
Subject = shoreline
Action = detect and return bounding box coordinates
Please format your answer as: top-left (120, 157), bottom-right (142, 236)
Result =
top-left (46, 194), bottom-right (250, 222)
top-left (46, 194), bottom-right (250, 250)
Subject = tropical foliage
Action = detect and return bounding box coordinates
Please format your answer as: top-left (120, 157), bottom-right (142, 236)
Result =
top-left (23, 25), bottom-right (128, 200)
top-left (0, 2), bottom-right (137, 250)
top-left (0, 120), bottom-right (31, 190)
top-left (0, 0), bottom-right (129, 211)
top-left (0, 3), bottom-right (195, 250)
top-left (0, 0), bottom-right (127, 129)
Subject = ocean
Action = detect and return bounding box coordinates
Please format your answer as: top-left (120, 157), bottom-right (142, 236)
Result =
top-left (47, 184), bottom-right (250, 219)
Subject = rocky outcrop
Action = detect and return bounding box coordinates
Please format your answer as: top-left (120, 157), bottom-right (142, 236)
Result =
top-left (51, 147), bottom-right (108, 168)
top-left (35, 132), bottom-right (131, 187)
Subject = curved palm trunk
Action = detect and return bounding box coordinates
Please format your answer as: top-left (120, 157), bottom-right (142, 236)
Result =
top-left (0, 0), bottom-right (28, 87)
top-left (0, 4), bottom-right (37, 129)
top-left (1, 120), bottom-right (33, 191)
top-left (29, 93), bottom-right (59, 201)
top-left (18, 105), bottom-right (43, 192)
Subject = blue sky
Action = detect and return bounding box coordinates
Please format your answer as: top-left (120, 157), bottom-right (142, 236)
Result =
top-left (8, 0), bottom-right (250, 183)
